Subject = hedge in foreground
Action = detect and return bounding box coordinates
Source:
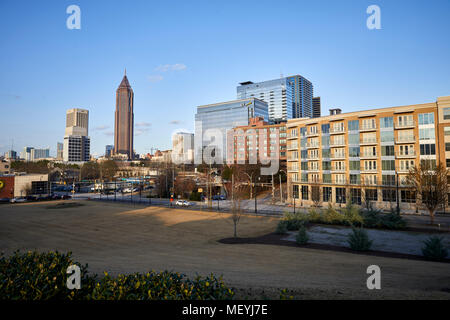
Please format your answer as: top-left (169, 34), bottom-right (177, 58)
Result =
top-left (0, 251), bottom-right (234, 300)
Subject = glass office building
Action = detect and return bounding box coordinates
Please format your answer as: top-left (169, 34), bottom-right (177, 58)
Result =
top-left (195, 98), bottom-right (268, 162)
top-left (237, 75), bottom-right (313, 122)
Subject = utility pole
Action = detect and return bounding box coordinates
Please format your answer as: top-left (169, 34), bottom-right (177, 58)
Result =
top-left (271, 173), bottom-right (275, 204)
top-left (396, 171), bottom-right (400, 215)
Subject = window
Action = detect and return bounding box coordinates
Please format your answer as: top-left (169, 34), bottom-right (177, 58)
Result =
top-left (381, 145), bottom-right (394, 156)
top-left (444, 108), bottom-right (450, 120)
top-left (382, 160), bottom-right (395, 171)
top-left (365, 189), bottom-right (378, 202)
top-left (336, 188), bottom-right (346, 203)
top-left (382, 189), bottom-right (396, 202)
top-left (399, 160), bottom-right (415, 171)
top-left (349, 161), bottom-right (360, 170)
top-left (301, 186), bottom-right (309, 200)
top-left (349, 147), bottom-right (360, 157)
top-left (418, 113), bottom-right (435, 125)
top-left (447, 159), bottom-right (450, 168)
top-left (323, 187), bottom-right (332, 202)
top-left (401, 190), bottom-right (416, 203)
top-left (322, 135), bottom-right (330, 146)
top-left (292, 185), bottom-right (299, 199)
top-left (364, 160), bottom-right (377, 171)
top-left (445, 127), bottom-right (450, 136)
top-left (420, 144), bottom-right (436, 155)
top-left (322, 161), bottom-right (331, 170)
top-left (419, 128), bottom-right (435, 140)
top-left (350, 174), bottom-right (360, 185)
top-left (300, 127), bottom-right (307, 137)
top-left (420, 159), bottom-right (436, 169)
top-left (348, 133), bottom-right (360, 145)
top-left (301, 162), bottom-right (308, 170)
top-left (382, 175), bottom-right (395, 186)
top-left (321, 124), bottom-right (330, 134)
top-left (348, 120), bottom-right (359, 131)
top-left (322, 149), bottom-right (330, 158)
top-left (323, 174), bottom-right (332, 183)
top-left (362, 118), bottom-right (376, 130)
top-left (380, 117), bottom-right (393, 128)
top-left (446, 143), bottom-right (450, 152)
top-left (351, 189), bottom-right (361, 205)
top-left (398, 145), bottom-right (415, 156)
top-left (380, 131), bottom-right (394, 142)
top-left (398, 115), bottom-right (413, 126)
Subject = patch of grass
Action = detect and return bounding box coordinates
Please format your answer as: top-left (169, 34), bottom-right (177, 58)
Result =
top-left (46, 202), bottom-right (85, 209)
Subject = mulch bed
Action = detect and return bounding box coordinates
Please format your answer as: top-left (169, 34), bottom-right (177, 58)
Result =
top-left (218, 233), bottom-right (450, 263)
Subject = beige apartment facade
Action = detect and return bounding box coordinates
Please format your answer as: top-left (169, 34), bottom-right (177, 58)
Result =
top-left (286, 95), bottom-right (450, 212)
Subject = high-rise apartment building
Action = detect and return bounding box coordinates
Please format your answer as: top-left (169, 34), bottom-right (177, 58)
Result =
top-left (63, 108), bottom-right (90, 163)
top-left (114, 71), bottom-right (134, 160)
top-left (312, 97), bottom-right (321, 118)
top-left (237, 75), bottom-right (313, 122)
top-left (20, 147), bottom-right (49, 161)
top-left (195, 98), bottom-right (268, 162)
top-left (286, 95), bottom-right (450, 212)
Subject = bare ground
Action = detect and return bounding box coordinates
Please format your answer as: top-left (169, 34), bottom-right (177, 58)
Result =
top-left (0, 201), bottom-right (449, 299)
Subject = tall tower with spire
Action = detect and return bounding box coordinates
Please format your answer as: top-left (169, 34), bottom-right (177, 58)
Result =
top-left (114, 70), bottom-right (134, 160)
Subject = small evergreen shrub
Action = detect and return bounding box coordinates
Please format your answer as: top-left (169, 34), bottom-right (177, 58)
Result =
top-left (347, 228), bottom-right (372, 251)
top-left (422, 236), bottom-right (449, 261)
top-left (341, 203), bottom-right (364, 227)
top-left (380, 210), bottom-right (407, 229)
top-left (307, 208), bottom-right (322, 223)
top-left (323, 204), bottom-right (345, 224)
top-left (295, 225), bottom-right (309, 245)
top-left (275, 221), bottom-right (288, 234)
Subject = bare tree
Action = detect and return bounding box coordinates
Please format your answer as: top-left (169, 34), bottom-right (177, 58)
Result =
top-left (406, 162), bottom-right (449, 224)
top-left (311, 184), bottom-right (322, 207)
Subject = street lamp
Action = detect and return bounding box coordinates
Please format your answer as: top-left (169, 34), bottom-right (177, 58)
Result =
top-left (396, 171), bottom-right (400, 215)
top-left (217, 192), bottom-right (220, 211)
top-left (254, 176), bottom-right (260, 214)
top-left (279, 169), bottom-right (286, 204)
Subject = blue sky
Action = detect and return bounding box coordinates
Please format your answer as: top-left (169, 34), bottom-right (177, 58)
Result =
top-left (1, 0), bottom-right (449, 157)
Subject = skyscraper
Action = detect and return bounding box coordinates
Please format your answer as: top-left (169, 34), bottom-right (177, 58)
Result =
top-left (114, 70), bottom-right (134, 160)
top-left (63, 108), bottom-right (90, 163)
top-left (237, 75), bottom-right (313, 122)
top-left (105, 145), bottom-right (114, 158)
top-left (312, 97), bottom-right (321, 118)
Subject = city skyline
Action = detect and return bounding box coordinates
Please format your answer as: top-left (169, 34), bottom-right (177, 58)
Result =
top-left (1, 0), bottom-right (450, 156)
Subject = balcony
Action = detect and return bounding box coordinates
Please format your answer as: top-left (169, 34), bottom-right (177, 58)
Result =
top-left (330, 140), bottom-right (346, 147)
top-left (330, 127), bottom-right (346, 135)
top-left (306, 142), bottom-right (320, 149)
top-left (332, 178), bottom-right (347, 185)
top-left (287, 132), bottom-right (298, 140)
top-left (396, 151), bottom-right (416, 158)
top-left (287, 167), bottom-right (299, 172)
top-left (360, 124), bottom-right (377, 132)
top-left (362, 179), bottom-right (378, 186)
top-left (360, 152), bottom-right (378, 159)
top-left (331, 166), bottom-right (346, 173)
top-left (395, 135), bottom-right (415, 144)
top-left (307, 154), bottom-right (319, 160)
top-left (287, 157), bottom-right (298, 162)
top-left (361, 167), bottom-right (378, 173)
top-left (330, 153), bottom-right (346, 160)
top-left (308, 167), bottom-right (320, 173)
top-left (287, 143), bottom-right (298, 151)
top-left (395, 120), bottom-right (415, 129)
top-left (306, 131), bottom-right (319, 137)
top-left (397, 167), bottom-right (413, 173)
top-left (360, 138), bottom-right (378, 145)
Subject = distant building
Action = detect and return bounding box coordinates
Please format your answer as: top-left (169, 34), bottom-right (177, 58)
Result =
top-left (312, 97), bottom-right (321, 118)
top-left (0, 159), bottom-right (11, 174)
top-left (105, 145), bottom-right (114, 158)
top-left (114, 70), bottom-right (134, 160)
top-left (4, 150), bottom-right (17, 160)
top-left (31, 148), bottom-right (50, 161)
top-left (227, 117), bottom-right (287, 165)
top-left (56, 142), bottom-right (64, 160)
top-left (20, 147), bottom-right (33, 161)
top-left (63, 108), bottom-right (90, 163)
top-left (237, 75), bottom-right (313, 122)
top-left (195, 98), bottom-right (268, 162)
top-left (0, 173), bottom-right (49, 199)
top-left (172, 132), bottom-right (194, 164)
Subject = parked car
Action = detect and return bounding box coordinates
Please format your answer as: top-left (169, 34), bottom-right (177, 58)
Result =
top-left (212, 195), bottom-right (226, 200)
top-left (175, 200), bottom-right (191, 207)
top-left (10, 197), bottom-right (27, 203)
top-left (0, 198), bottom-right (10, 203)
top-left (61, 195), bottom-right (72, 200)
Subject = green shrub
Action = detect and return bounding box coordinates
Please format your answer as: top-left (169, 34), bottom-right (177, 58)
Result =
top-left (347, 228), bottom-right (373, 251)
top-left (275, 221), bottom-right (288, 234)
top-left (422, 236), bottom-right (448, 261)
top-left (307, 208), bottom-right (322, 223)
top-left (323, 204), bottom-right (345, 224)
top-left (0, 251), bottom-right (95, 300)
top-left (380, 210), bottom-right (407, 229)
top-left (295, 225), bottom-right (309, 245)
top-left (189, 191), bottom-right (202, 202)
top-left (361, 208), bottom-right (382, 228)
top-left (0, 251), bottom-right (235, 300)
top-left (341, 202), bottom-right (363, 226)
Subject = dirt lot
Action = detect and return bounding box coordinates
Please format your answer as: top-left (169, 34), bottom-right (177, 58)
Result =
top-left (1, 201), bottom-right (449, 299)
